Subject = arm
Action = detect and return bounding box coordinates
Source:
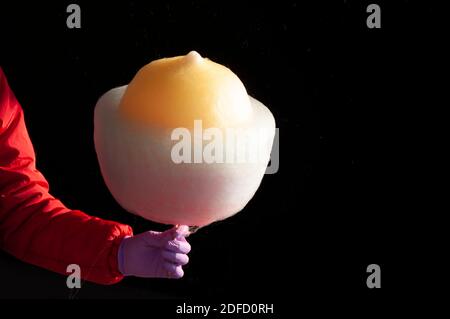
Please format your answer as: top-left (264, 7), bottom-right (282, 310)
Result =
top-left (0, 67), bottom-right (133, 285)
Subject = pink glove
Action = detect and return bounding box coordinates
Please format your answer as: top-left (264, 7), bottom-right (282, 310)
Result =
top-left (117, 225), bottom-right (191, 279)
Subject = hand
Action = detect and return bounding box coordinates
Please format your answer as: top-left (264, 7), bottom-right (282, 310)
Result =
top-left (118, 225), bottom-right (191, 279)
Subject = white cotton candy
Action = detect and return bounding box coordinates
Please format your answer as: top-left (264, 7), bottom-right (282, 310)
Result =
top-left (94, 52), bottom-right (275, 227)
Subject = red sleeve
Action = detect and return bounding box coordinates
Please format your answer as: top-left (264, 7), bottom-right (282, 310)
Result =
top-left (0, 67), bottom-right (133, 285)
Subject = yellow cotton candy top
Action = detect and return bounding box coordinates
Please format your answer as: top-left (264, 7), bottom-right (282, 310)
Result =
top-left (119, 51), bottom-right (253, 129)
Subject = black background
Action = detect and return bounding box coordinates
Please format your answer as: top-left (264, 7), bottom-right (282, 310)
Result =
top-left (0, 0), bottom-right (442, 312)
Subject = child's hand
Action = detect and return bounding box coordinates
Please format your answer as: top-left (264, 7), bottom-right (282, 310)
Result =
top-left (117, 225), bottom-right (191, 279)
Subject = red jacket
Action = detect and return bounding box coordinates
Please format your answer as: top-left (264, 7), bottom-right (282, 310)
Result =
top-left (0, 67), bottom-right (133, 285)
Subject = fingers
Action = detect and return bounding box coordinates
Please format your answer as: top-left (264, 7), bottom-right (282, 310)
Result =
top-left (141, 225), bottom-right (191, 248)
top-left (162, 250), bottom-right (189, 265)
top-left (177, 235), bottom-right (188, 242)
top-left (164, 262), bottom-right (184, 279)
top-left (163, 225), bottom-right (190, 240)
top-left (161, 228), bottom-right (190, 279)
top-left (175, 225), bottom-right (190, 239)
top-left (165, 238), bottom-right (191, 254)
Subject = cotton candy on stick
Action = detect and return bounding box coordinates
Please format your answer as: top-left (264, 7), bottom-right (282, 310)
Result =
top-left (94, 51), bottom-right (275, 227)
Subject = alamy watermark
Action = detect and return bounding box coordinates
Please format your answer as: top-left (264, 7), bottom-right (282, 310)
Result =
top-left (66, 4), bottom-right (81, 29)
top-left (66, 264), bottom-right (81, 289)
top-left (366, 264), bottom-right (381, 288)
top-left (366, 4), bottom-right (381, 29)
top-left (170, 120), bottom-right (279, 174)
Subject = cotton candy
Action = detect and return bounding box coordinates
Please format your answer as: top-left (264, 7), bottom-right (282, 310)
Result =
top-left (94, 51), bottom-right (275, 227)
